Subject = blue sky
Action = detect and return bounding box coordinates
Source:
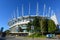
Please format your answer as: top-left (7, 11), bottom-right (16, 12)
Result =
top-left (0, 0), bottom-right (60, 31)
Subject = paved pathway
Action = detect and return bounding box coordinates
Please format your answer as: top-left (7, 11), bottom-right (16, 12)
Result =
top-left (0, 36), bottom-right (60, 40)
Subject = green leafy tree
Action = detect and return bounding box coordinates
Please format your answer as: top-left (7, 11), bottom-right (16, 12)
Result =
top-left (27, 17), bottom-right (41, 33)
top-left (48, 19), bottom-right (56, 33)
top-left (27, 16), bottom-right (57, 37)
top-left (5, 30), bottom-right (10, 35)
top-left (33, 17), bottom-right (41, 33)
top-left (0, 27), bottom-right (4, 35)
top-left (26, 21), bottom-right (32, 32)
top-left (40, 18), bottom-right (48, 34)
top-left (1, 27), bottom-right (4, 32)
top-left (18, 27), bottom-right (23, 32)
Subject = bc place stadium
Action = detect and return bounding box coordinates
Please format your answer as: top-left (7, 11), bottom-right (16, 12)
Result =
top-left (8, 3), bottom-right (59, 36)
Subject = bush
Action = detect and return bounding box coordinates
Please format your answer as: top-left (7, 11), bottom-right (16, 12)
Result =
top-left (29, 33), bottom-right (46, 38)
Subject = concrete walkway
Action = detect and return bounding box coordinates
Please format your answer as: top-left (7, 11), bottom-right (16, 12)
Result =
top-left (0, 37), bottom-right (60, 40)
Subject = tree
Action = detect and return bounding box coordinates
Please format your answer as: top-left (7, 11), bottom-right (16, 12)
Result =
top-left (40, 18), bottom-right (48, 35)
top-left (44, 18), bottom-right (48, 33)
top-left (18, 27), bottom-right (23, 32)
top-left (0, 27), bottom-right (4, 32)
top-left (27, 17), bottom-right (41, 33)
top-left (5, 30), bottom-right (10, 35)
top-left (27, 16), bottom-right (57, 37)
top-left (0, 27), bottom-right (4, 35)
top-left (26, 21), bottom-right (32, 32)
top-left (32, 17), bottom-right (41, 33)
top-left (48, 19), bottom-right (56, 33)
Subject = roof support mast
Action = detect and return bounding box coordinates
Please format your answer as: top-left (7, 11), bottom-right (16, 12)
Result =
top-left (13, 10), bottom-right (16, 19)
top-left (51, 10), bottom-right (53, 17)
top-left (17, 7), bottom-right (19, 18)
top-left (22, 4), bottom-right (23, 17)
top-left (43, 4), bottom-right (46, 17)
top-left (29, 3), bottom-right (30, 16)
top-left (36, 2), bottom-right (39, 16)
top-left (48, 7), bottom-right (51, 18)
top-left (28, 3), bottom-right (31, 21)
top-left (22, 4), bottom-right (24, 21)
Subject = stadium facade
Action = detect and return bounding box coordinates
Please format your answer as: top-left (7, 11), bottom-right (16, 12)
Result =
top-left (8, 3), bottom-right (58, 36)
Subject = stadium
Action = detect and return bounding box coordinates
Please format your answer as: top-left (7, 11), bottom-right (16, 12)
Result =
top-left (8, 3), bottom-right (58, 36)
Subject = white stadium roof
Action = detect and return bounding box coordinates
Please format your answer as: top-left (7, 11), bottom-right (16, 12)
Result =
top-left (51, 13), bottom-right (58, 25)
